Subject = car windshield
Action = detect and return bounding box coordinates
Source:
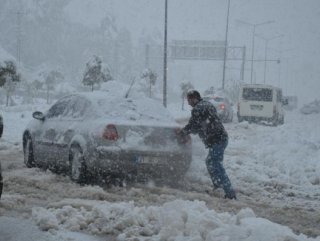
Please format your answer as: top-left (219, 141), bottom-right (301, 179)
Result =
top-left (213, 97), bottom-right (224, 102)
top-left (203, 96), bottom-right (224, 103)
top-left (242, 88), bottom-right (273, 102)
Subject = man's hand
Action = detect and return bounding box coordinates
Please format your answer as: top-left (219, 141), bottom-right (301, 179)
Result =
top-left (175, 128), bottom-right (189, 144)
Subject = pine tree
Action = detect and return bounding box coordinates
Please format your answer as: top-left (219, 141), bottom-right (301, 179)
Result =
top-left (141, 68), bottom-right (157, 97)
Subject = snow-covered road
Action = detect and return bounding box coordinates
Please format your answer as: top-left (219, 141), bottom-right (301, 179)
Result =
top-left (0, 106), bottom-right (319, 240)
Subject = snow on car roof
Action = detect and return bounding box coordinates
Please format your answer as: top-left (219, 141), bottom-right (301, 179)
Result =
top-left (76, 81), bottom-right (176, 125)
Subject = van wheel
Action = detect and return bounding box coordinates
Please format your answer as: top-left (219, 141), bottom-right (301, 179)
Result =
top-left (279, 116), bottom-right (284, 125)
top-left (69, 144), bottom-right (87, 184)
top-left (272, 117), bottom-right (279, 126)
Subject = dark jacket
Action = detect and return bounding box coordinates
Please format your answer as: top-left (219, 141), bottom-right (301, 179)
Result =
top-left (182, 99), bottom-right (228, 147)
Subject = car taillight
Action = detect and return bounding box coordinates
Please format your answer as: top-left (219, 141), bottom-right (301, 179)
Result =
top-left (103, 124), bottom-right (119, 141)
top-left (219, 103), bottom-right (225, 110)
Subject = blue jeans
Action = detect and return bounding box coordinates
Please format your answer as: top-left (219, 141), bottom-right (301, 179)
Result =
top-left (205, 140), bottom-right (234, 195)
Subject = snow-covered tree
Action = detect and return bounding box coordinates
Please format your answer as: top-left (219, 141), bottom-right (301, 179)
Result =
top-left (180, 81), bottom-right (194, 110)
top-left (141, 68), bottom-right (157, 97)
top-left (82, 55), bottom-right (113, 91)
top-left (0, 60), bottom-right (21, 106)
top-left (32, 79), bottom-right (43, 94)
top-left (44, 70), bottom-right (64, 104)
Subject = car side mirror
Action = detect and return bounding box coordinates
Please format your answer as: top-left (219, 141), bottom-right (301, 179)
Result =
top-left (32, 111), bottom-right (45, 121)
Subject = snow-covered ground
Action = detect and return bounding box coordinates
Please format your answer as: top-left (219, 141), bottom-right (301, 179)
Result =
top-left (0, 101), bottom-right (320, 241)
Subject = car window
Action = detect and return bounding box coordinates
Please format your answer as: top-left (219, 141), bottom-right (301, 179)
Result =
top-left (46, 96), bottom-right (74, 119)
top-left (213, 97), bottom-right (224, 102)
top-left (242, 88), bottom-right (273, 102)
top-left (63, 96), bottom-right (90, 118)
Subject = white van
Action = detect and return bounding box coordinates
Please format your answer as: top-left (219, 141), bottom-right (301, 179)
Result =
top-left (237, 84), bottom-right (286, 126)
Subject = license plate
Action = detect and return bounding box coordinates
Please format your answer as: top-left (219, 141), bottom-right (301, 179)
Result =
top-left (250, 105), bottom-right (263, 110)
top-left (137, 156), bottom-right (161, 164)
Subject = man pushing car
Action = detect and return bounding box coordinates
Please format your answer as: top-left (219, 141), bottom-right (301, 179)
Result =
top-left (177, 90), bottom-right (236, 199)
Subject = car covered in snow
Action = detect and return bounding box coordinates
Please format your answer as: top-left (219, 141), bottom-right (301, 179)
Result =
top-left (203, 95), bottom-right (234, 123)
top-left (22, 82), bottom-right (192, 185)
top-left (300, 99), bottom-right (320, 115)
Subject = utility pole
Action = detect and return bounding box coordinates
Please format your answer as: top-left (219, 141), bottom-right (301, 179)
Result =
top-left (237, 19), bottom-right (274, 84)
top-left (256, 34), bottom-right (283, 84)
top-left (222, 0), bottom-right (230, 90)
top-left (12, 10), bottom-right (27, 68)
top-left (240, 46), bottom-right (246, 81)
top-left (163, 0), bottom-right (168, 107)
top-left (145, 44), bottom-right (150, 68)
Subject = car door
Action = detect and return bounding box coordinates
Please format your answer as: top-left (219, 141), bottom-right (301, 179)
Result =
top-left (35, 96), bottom-right (73, 167)
top-left (52, 96), bottom-right (90, 170)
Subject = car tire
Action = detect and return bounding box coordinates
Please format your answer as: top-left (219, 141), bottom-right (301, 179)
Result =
top-left (0, 124), bottom-right (3, 138)
top-left (69, 144), bottom-right (87, 184)
top-left (24, 137), bottom-right (36, 168)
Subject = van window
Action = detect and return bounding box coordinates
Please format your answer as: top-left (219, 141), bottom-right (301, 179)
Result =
top-left (242, 88), bottom-right (273, 102)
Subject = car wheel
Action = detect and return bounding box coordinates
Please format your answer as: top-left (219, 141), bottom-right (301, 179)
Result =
top-left (228, 112), bottom-right (233, 122)
top-left (69, 144), bottom-right (87, 184)
top-left (24, 137), bottom-right (36, 168)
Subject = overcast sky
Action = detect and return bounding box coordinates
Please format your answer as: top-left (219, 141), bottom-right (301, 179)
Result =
top-left (0, 0), bottom-right (318, 104)
top-left (66, 0), bottom-right (320, 103)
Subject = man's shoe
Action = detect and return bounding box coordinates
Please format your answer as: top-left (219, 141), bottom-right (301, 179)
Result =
top-left (224, 191), bottom-right (237, 200)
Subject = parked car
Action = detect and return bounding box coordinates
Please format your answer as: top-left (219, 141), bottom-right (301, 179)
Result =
top-left (237, 84), bottom-right (287, 126)
top-left (203, 95), bottom-right (234, 123)
top-left (300, 99), bottom-right (320, 115)
top-left (0, 113), bottom-right (3, 138)
top-left (22, 90), bottom-right (192, 185)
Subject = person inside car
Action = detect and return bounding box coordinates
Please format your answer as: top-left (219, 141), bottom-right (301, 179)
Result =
top-left (177, 90), bottom-right (236, 199)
